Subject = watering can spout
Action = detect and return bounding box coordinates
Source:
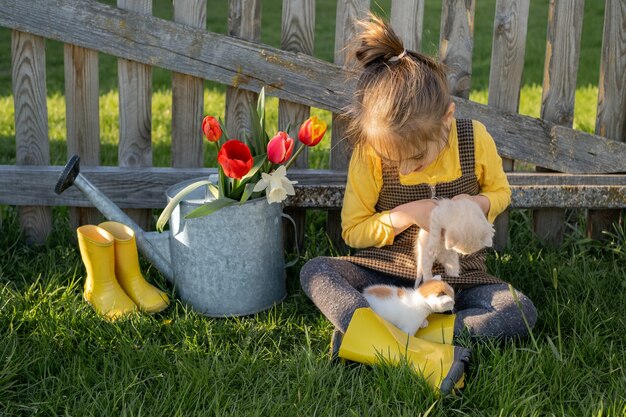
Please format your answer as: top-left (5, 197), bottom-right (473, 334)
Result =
top-left (55, 155), bottom-right (174, 283)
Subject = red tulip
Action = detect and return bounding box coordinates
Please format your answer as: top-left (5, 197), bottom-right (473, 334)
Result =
top-left (298, 115), bottom-right (326, 147)
top-left (267, 131), bottom-right (295, 164)
top-left (202, 116), bottom-right (222, 143)
top-left (217, 140), bottom-right (253, 179)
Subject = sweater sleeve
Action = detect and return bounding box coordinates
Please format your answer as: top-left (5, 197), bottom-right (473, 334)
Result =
top-left (341, 147), bottom-right (395, 249)
top-left (473, 120), bottom-right (511, 223)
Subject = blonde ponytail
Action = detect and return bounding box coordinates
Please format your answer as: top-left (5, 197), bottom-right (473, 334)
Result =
top-left (344, 14), bottom-right (452, 164)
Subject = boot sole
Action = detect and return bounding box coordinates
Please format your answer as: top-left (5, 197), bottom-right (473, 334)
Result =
top-left (439, 346), bottom-right (471, 396)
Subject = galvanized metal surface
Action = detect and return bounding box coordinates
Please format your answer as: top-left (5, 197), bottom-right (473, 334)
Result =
top-left (167, 179), bottom-right (287, 317)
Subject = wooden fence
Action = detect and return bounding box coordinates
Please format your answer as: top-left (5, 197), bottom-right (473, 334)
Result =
top-left (0, 0), bottom-right (625, 249)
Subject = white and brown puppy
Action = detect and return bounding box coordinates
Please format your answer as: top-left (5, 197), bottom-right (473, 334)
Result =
top-left (363, 276), bottom-right (455, 336)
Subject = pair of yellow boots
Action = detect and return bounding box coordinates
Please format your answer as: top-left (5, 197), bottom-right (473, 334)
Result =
top-left (336, 308), bottom-right (469, 395)
top-left (77, 221), bottom-right (169, 320)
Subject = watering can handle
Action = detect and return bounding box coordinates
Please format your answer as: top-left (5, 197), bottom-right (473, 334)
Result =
top-left (281, 213), bottom-right (300, 268)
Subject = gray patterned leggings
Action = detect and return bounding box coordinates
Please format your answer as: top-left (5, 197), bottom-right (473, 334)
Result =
top-left (300, 256), bottom-right (537, 340)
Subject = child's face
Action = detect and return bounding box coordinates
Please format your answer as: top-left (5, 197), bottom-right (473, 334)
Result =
top-left (398, 139), bottom-right (444, 175)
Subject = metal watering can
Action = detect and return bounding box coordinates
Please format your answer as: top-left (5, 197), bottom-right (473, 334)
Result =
top-left (56, 155), bottom-right (294, 316)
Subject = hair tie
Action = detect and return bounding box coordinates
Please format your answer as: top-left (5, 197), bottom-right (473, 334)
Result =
top-left (389, 49), bottom-right (407, 62)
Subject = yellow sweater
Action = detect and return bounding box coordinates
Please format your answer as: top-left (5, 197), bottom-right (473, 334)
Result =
top-left (341, 119), bottom-right (511, 249)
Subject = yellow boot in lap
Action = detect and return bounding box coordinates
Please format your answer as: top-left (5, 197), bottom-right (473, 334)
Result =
top-left (415, 313), bottom-right (456, 344)
top-left (99, 221), bottom-right (169, 314)
top-left (77, 225), bottom-right (137, 320)
top-left (338, 308), bottom-right (469, 395)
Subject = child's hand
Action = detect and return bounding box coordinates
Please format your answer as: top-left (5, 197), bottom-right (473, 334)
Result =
top-left (389, 199), bottom-right (438, 234)
top-left (453, 194), bottom-right (491, 217)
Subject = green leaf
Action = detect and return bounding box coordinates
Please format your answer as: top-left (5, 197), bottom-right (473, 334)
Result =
top-left (239, 183), bottom-right (257, 204)
top-left (257, 87), bottom-right (265, 131)
top-left (184, 197), bottom-right (237, 219)
top-left (207, 183), bottom-right (219, 199)
top-left (240, 154), bottom-right (267, 182)
top-left (228, 154), bottom-right (267, 199)
top-left (156, 180), bottom-right (212, 232)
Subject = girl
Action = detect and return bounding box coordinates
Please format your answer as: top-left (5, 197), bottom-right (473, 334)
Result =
top-left (299, 16), bottom-right (537, 393)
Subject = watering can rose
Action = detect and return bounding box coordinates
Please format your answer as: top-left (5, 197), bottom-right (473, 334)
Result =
top-left (217, 139), bottom-right (254, 179)
top-left (267, 131), bottom-right (294, 164)
top-left (202, 116), bottom-right (222, 143)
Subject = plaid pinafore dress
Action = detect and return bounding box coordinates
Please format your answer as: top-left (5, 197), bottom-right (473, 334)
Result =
top-left (344, 119), bottom-right (503, 289)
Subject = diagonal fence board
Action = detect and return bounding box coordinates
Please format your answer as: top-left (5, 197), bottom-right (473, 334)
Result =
top-left (1, 0), bottom-right (626, 174)
top-left (2, 165), bottom-right (626, 210)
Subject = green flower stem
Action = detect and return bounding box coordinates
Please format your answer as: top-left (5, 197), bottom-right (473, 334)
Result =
top-left (284, 143), bottom-right (307, 170)
top-left (215, 142), bottom-right (226, 198)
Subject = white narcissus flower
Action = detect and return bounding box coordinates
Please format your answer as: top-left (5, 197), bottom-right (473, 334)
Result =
top-left (252, 165), bottom-right (298, 204)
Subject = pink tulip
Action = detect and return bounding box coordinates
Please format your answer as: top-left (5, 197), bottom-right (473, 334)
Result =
top-left (267, 131), bottom-right (295, 164)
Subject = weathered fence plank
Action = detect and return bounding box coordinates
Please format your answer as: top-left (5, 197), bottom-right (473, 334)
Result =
top-left (439, 0), bottom-right (475, 99)
top-left (3, 165), bottom-right (626, 211)
top-left (279, 0), bottom-right (315, 250)
top-left (11, 30), bottom-right (52, 245)
top-left (2, 0), bottom-right (621, 174)
top-left (117, 0), bottom-right (153, 230)
top-left (587, 0), bottom-right (626, 239)
top-left (487, 0), bottom-right (530, 249)
top-left (64, 44), bottom-right (102, 228)
top-left (329, 0), bottom-right (370, 250)
top-left (172, 0), bottom-right (206, 168)
top-left (534, 0), bottom-right (584, 246)
top-left (390, 0), bottom-right (424, 52)
top-left (225, 0), bottom-right (260, 142)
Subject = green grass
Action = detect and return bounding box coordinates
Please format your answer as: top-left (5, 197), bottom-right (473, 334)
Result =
top-left (2, 0), bottom-right (625, 415)
top-left (1, 207), bottom-right (625, 416)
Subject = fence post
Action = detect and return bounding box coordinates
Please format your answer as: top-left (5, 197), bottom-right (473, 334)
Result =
top-left (64, 44), bottom-right (102, 228)
top-left (226, 0), bottom-right (260, 142)
top-left (587, 0), bottom-right (626, 239)
top-left (487, 0), bottom-right (530, 250)
top-left (533, 0), bottom-right (584, 246)
top-left (12, 30), bottom-right (52, 245)
top-left (172, 0), bottom-right (206, 169)
top-left (329, 0), bottom-right (370, 253)
top-left (390, 0), bottom-right (424, 52)
top-left (439, 0), bottom-right (475, 100)
top-left (117, 0), bottom-right (153, 231)
top-left (279, 0), bottom-right (315, 251)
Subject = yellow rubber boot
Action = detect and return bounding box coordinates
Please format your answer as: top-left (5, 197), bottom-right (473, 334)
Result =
top-left (415, 313), bottom-right (456, 344)
top-left (98, 221), bottom-right (169, 313)
top-left (338, 308), bottom-right (469, 395)
top-left (77, 225), bottom-right (137, 320)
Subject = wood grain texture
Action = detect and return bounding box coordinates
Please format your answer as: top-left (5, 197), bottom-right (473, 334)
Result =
top-left (2, 0), bottom-right (620, 174)
top-left (588, 0), bottom-right (626, 239)
top-left (330, 0), bottom-right (370, 250)
top-left (534, 0), bottom-right (584, 245)
top-left (226, 0), bottom-right (260, 145)
top-left (172, 0), bottom-right (206, 168)
top-left (280, 0), bottom-right (315, 249)
top-left (12, 30), bottom-right (52, 244)
top-left (4, 165), bottom-right (626, 210)
top-left (439, 0), bottom-right (475, 99)
top-left (279, 0), bottom-right (314, 166)
top-left (487, 0), bottom-right (529, 249)
top-left (64, 44), bottom-right (102, 227)
top-left (117, 0), bottom-right (153, 230)
top-left (390, 0), bottom-right (424, 52)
